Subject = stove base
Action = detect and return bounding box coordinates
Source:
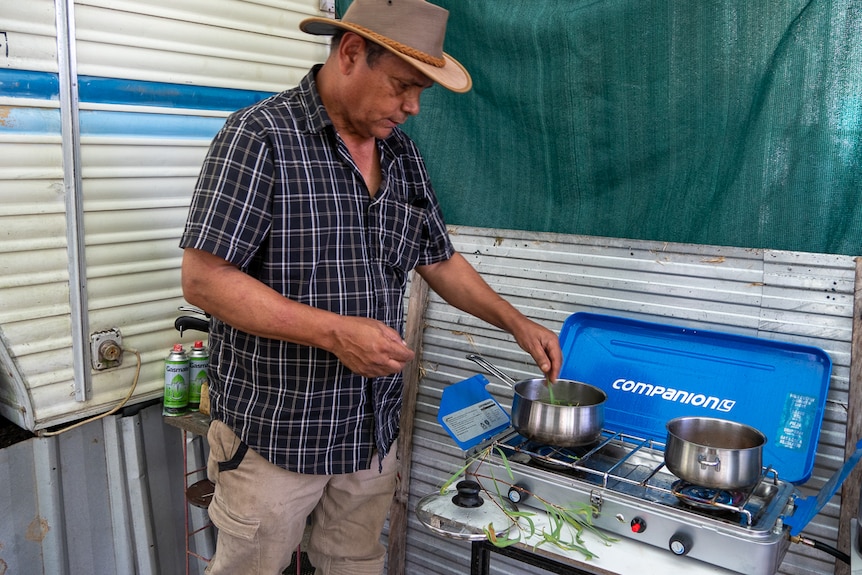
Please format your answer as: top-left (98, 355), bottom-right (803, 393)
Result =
top-left (468, 434), bottom-right (797, 575)
top-left (471, 540), bottom-right (592, 575)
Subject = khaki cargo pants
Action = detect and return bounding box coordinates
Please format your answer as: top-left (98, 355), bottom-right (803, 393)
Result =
top-left (204, 420), bottom-right (398, 575)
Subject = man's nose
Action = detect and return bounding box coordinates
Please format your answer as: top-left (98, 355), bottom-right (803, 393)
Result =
top-left (402, 90), bottom-right (422, 116)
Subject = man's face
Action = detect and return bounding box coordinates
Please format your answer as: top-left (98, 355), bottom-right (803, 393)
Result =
top-left (343, 45), bottom-right (434, 140)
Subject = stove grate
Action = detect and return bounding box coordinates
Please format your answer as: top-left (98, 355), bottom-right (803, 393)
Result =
top-left (483, 429), bottom-right (781, 526)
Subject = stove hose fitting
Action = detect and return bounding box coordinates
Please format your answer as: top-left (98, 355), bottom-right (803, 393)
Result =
top-left (789, 534), bottom-right (850, 565)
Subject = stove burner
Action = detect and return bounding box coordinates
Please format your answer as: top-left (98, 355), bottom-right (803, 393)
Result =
top-left (529, 444), bottom-right (579, 470)
top-left (672, 480), bottom-right (746, 511)
top-left (522, 440), bottom-right (599, 471)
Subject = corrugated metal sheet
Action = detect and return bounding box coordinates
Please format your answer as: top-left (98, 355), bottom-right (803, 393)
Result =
top-left (0, 0), bottom-right (330, 430)
top-left (400, 226), bottom-right (856, 575)
top-left (0, 402), bottom-right (211, 575)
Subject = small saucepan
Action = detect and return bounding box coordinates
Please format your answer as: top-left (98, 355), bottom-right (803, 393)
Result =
top-left (665, 416), bottom-right (766, 490)
top-left (466, 354), bottom-right (606, 447)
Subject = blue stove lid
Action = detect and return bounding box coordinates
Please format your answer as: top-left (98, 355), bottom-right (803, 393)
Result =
top-left (558, 313), bottom-right (832, 485)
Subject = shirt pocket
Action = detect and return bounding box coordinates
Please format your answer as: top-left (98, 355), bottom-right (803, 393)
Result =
top-left (373, 200), bottom-right (426, 273)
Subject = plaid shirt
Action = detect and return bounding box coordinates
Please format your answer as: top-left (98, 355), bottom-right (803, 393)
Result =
top-left (180, 67), bottom-right (454, 474)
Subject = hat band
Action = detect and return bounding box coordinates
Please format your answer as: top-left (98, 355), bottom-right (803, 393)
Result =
top-left (350, 23), bottom-right (446, 68)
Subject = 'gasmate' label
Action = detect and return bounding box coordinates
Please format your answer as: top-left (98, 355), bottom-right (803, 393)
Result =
top-left (164, 362), bottom-right (189, 409)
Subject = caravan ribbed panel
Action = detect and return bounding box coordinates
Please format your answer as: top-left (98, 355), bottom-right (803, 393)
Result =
top-left (75, 0), bottom-right (324, 91)
top-left (2, 1), bottom-right (59, 73)
top-left (0, 0), bottom-right (66, 428)
top-left (0, 0), bottom-right (329, 430)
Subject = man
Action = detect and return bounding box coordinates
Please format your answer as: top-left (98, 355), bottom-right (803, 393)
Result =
top-left (179, 1), bottom-right (562, 573)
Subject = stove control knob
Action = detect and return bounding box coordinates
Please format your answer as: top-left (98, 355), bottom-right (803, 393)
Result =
top-left (669, 532), bottom-right (693, 556)
top-left (630, 517), bottom-right (647, 534)
top-left (507, 484), bottom-right (529, 504)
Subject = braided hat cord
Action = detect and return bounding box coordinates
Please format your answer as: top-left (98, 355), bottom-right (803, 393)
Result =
top-left (351, 23), bottom-right (446, 68)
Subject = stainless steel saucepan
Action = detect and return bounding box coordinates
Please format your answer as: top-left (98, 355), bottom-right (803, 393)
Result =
top-left (665, 416), bottom-right (766, 490)
top-left (466, 354), bottom-right (606, 447)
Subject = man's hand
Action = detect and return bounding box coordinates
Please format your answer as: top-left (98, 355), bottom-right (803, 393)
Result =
top-left (508, 316), bottom-right (563, 382)
top-left (329, 316), bottom-right (415, 378)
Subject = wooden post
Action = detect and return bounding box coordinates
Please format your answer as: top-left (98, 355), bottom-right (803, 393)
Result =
top-left (836, 256), bottom-right (862, 575)
top-left (387, 272), bottom-right (430, 575)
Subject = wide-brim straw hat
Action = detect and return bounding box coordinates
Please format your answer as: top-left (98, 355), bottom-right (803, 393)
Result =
top-left (300, 0), bottom-right (472, 93)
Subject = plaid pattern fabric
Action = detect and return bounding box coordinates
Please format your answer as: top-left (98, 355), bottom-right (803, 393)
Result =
top-left (180, 67), bottom-right (454, 474)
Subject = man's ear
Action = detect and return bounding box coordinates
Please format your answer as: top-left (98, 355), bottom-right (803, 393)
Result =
top-left (337, 32), bottom-right (365, 74)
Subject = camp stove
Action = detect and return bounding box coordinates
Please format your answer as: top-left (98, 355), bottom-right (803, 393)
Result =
top-left (425, 313), bottom-right (862, 575)
top-left (465, 428), bottom-right (798, 575)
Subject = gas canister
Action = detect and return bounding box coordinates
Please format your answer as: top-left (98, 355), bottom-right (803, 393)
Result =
top-left (188, 340), bottom-right (208, 412)
top-left (163, 344), bottom-right (190, 416)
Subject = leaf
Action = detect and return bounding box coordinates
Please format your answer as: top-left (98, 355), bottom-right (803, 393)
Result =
top-left (546, 507), bottom-right (565, 540)
top-left (559, 506), bottom-right (618, 544)
top-left (439, 447), bottom-right (490, 493)
top-left (507, 511), bottom-right (536, 538)
top-left (494, 446), bottom-right (515, 480)
top-left (483, 524), bottom-right (521, 548)
top-left (550, 539), bottom-right (598, 559)
top-left (438, 473), bottom-right (461, 495)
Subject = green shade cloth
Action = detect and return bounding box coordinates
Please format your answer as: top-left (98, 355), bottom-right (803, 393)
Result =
top-left (339, 1), bottom-right (862, 255)
top-left (338, 0), bottom-right (862, 255)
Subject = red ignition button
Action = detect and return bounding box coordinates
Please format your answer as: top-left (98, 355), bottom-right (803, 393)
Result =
top-left (630, 517), bottom-right (647, 533)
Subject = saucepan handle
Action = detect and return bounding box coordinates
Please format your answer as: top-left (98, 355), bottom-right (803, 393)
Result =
top-left (466, 354), bottom-right (518, 388)
top-left (697, 454), bottom-right (721, 471)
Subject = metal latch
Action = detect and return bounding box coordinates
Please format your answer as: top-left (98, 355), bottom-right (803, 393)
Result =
top-left (590, 490), bottom-right (603, 518)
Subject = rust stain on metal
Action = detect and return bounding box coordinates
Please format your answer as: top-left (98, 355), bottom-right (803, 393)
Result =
top-left (0, 106), bottom-right (12, 127)
top-left (701, 256), bottom-right (726, 264)
top-left (494, 237), bottom-right (504, 246)
top-left (25, 517), bottom-right (49, 542)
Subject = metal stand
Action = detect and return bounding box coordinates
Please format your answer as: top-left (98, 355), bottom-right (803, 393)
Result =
top-left (470, 540), bottom-right (601, 575)
top-left (164, 412), bottom-right (216, 575)
top-left (183, 427), bottom-right (215, 573)
top-left (852, 519), bottom-right (862, 575)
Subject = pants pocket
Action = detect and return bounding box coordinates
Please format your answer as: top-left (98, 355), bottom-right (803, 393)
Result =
top-left (217, 442), bottom-right (248, 473)
top-left (207, 493), bottom-right (260, 541)
top-left (207, 420), bottom-right (248, 481)
top-left (206, 494), bottom-right (262, 574)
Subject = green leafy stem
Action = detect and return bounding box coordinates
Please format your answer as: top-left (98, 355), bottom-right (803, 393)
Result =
top-left (440, 446), bottom-right (617, 560)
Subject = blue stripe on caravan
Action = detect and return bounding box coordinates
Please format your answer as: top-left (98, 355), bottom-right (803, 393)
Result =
top-left (0, 107), bottom-right (61, 134)
top-left (79, 110), bottom-right (225, 138)
top-left (78, 76), bottom-right (274, 111)
top-left (0, 107), bottom-right (223, 138)
top-left (0, 69), bottom-right (273, 111)
top-left (0, 69), bottom-right (60, 100)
